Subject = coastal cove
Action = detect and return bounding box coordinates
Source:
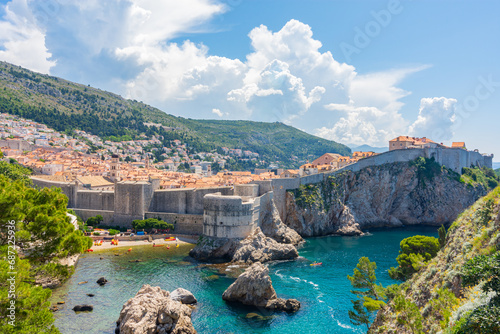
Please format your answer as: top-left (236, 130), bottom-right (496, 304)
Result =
top-left (51, 227), bottom-right (438, 334)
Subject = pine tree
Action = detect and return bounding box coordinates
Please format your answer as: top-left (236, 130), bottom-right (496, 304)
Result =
top-left (347, 257), bottom-right (386, 330)
top-left (438, 225), bottom-right (446, 249)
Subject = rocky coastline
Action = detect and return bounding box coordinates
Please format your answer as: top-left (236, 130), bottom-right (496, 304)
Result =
top-left (284, 162), bottom-right (486, 237)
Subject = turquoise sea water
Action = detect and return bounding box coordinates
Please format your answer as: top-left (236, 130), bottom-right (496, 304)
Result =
top-left (51, 226), bottom-right (438, 334)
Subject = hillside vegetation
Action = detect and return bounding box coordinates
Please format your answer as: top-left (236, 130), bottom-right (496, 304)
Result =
top-left (370, 186), bottom-right (500, 333)
top-left (0, 161), bottom-right (92, 333)
top-left (0, 61), bottom-right (350, 167)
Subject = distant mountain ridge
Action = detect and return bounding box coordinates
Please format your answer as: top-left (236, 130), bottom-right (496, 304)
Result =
top-left (347, 144), bottom-right (388, 153)
top-left (0, 61), bottom-right (350, 168)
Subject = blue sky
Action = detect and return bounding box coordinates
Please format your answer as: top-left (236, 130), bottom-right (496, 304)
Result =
top-left (0, 0), bottom-right (499, 160)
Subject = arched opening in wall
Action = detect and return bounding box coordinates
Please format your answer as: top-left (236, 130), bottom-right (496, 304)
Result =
top-left (431, 153), bottom-right (437, 161)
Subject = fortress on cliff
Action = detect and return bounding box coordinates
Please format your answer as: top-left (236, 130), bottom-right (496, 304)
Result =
top-left (32, 146), bottom-right (493, 239)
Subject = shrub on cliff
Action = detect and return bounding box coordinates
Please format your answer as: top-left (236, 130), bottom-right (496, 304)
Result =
top-left (410, 157), bottom-right (442, 185)
top-left (461, 166), bottom-right (500, 190)
top-left (389, 235), bottom-right (440, 280)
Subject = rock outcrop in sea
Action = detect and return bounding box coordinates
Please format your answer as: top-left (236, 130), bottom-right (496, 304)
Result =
top-left (222, 262), bottom-right (300, 313)
top-left (116, 284), bottom-right (196, 334)
top-left (189, 227), bottom-right (298, 263)
top-left (285, 162), bottom-right (486, 237)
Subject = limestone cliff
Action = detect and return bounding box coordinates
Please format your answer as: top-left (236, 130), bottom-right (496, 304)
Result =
top-left (370, 187), bottom-right (500, 333)
top-left (285, 161), bottom-right (486, 237)
top-left (259, 199), bottom-right (304, 245)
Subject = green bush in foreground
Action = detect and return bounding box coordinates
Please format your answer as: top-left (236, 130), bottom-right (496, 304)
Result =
top-left (132, 218), bottom-right (174, 233)
top-left (389, 235), bottom-right (440, 280)
top-left (0, 246), bottom-right (59, 333)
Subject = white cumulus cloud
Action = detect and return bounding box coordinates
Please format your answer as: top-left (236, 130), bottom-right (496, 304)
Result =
top-left (409, 97), bottom-right (457, 142)
top-left (0, 0), bottom-right (55, 73)
top-left (0, 2), bottom-right (450, 147)
top-left (212, 108), bottom-right (223, 117)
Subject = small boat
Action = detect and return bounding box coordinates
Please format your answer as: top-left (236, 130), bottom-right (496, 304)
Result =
top-left (86, 249), bottom-right (94, 252)
top-left (153, 245), bottom-right (164, 247)
top-left (310, 262), bottom-right (322, 266)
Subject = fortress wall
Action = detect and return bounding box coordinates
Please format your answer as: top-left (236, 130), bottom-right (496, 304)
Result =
top-left (436, 148), bottom-right (466, 173)
top-left (0, 139), bottom-right (34, 151)
top-left (234, 184), bottom-right (259, 197)
top-left (268, 178), bottom-right (301, 223)
top-left (186, 187), bottom-right (233, 215)
top-left (31, 177), bottom-right (78, 207)
top-left (203, 194), bottom-right (255, 239)
top-left (468, 150), bottom-right (492, 169)
top-left (144, 212), bottom-right (203, 235)
top-left (251, 180), bottom-right (273, 196)
top-left (151, 186), bottom-right (232, 214)
top-left (152, 189), bottom-right (187, 213)
top-left (113, 181), bottom-right (151, 224)
top-left (76, 190), bottom-right (114, 211)
top-left (483, 154), bottom-right (494, 169)
top-left (71, 209), bottom-right (114, 224)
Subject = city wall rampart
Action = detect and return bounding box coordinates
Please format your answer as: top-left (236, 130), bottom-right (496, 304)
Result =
top-left (144, 212), bottom-right (203, 235)
top-left (76, 190), bottom-right (114, 211)
top-left (260, 147), bottom-right (494, 222)
top-left (31, 146), bottom-right (493, 235)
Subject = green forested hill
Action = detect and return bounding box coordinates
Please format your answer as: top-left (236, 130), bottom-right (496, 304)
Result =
top-left (0, 61), bottom-right (350, 167)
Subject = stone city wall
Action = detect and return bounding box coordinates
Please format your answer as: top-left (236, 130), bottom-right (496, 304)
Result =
top-left (72, 209), bottom-right (114, 224)
top-left (151, 186), bottom-right (233, 214)
top-left (144, 212), bottom-right (203, 235)
top-left (76, 190), bottom-right (114, 211)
